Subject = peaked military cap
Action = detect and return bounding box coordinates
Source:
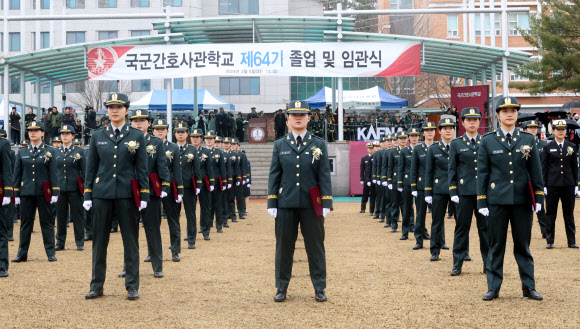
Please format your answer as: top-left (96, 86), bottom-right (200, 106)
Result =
top-left (461, 107), bottom-right (482, 119)
top-left (373, 141), bottom-right (380, 147)
top-left (438, 117), bottom-right (456, 128)
top-left (496, 96), bottom-right (521, 111)
top-left (204, 130), bottom-right (217, 138)
top-left (0, 129), bottom-right (6, 137)
top-left (215, 136), bottom-right (223, 142)
top-left (190, 128), bottom-right (203, 137)
top-left (173, 122), bottom-right (189, 132)
top-left (422, 121), bottom-right (437, 130)
top-left (389, 133), bottom-right (398, 139)
top-left (52, 136), bottom-right (62, 143)
top-left (152, 119), bottom-right (169, 129)
top-left (59, 124), bottom-right (75, 134)
top-left (129, 109), bottom-right (150, 120)
top-left (232, 138), bottom-right (239, 144)
top-left (522, 120), bottom-right (539, 129)
top-left (74, 138), bottom-right (82, 145)
top-left (287, 100), bottom-right (310, 114)
top-left (407, 127), bottom-right (420, 136)
top-left (380, 136), bottom-right (389, 142)
top-left (552, 119), bottom-right (567, 130)
top-left (223, 137), bottom-right (232, 144)
top-left (27, 121), bottom-right (45, 131)
top-left (20, 140), bottom-right (29, 146)
top-left (397, 131), bottom-right (408, 139)
top-left (105, 93), bottom-right (130, 107)
top-left (366, 142), bottom-right (374, 149)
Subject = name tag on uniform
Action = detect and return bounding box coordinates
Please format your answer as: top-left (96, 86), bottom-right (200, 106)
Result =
top-left (97, 141), bottom-right (108, 145)
top-left (492, 150), bottom-right (503, 154)
top-left (516, 149), bottom-right (520, 152)
top-left (305, 152), bottom-right (309, 154)
top-left (419, 155), bottom-right (426, 158)
top-left (434, 154), bottom-right (442, 157)
top-left (22, 156), bottom-right (30, 159)
top-left (460, 148), bottom-right (468, 152)
top-left (365, 161), bottom-right (368, 163)
top-left (280, 151), bottom-right (291, 155)
top-left (550, 149), bottom-right (557, 152)
top-left (406, 155), bottom-right (411, 158)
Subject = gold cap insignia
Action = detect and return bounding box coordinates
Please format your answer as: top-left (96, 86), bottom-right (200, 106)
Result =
top-left (435, 179), bottom-right (439, 184)
top-left (178, 123), bottom-right (183, 128)
top-left (491, 183), bottom-right (495, 189)
top-left (532, 120), bottom-right (536, 125)
top-left (136, 110), bottom-right (142, 116)
top-left (112, 93), bottom-right (118, 100)
top-left (295, 101), bottom-right (301, 108)
top-left (158, 120), bottom-right (163, 125)
top-left (460, 179), bottom-right (464, 184)
top-left (504, 97), bottom-right (511, 104)
top-left (470, 109), bottom-right (475, 114)
top-left (96, 177), bottom-right (100, 183)
top-left (445, 119), bottom-right (450, 124)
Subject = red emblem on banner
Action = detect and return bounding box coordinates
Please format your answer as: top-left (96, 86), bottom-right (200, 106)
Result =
top-left (87, 46), bottom-right (134, 79)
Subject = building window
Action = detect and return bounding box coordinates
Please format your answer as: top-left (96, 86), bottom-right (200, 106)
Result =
top-left (328, 157), bottom-right (337, 175)
top-left (163, 0), bottom-right (182, 6)
top-left (9, 0), bottom-right (19, 10)
top-left (10, 76), bottom-right (21, 94)
top-left (475, 15), bottom-right (491, 36)
top-left (65, 81), bottom-right (85, 93)
top-left (32, 0), bottom-right (50, 9)
top-left (494, 15), bottom-right (501, 36)
top-left (220, 77), bottom-right (260, 95)
top-left (66, 32), bottom-right (85, 45)
top-left (132, 79), bottom-right (151, 92)
top-left (131, 0), bottom-right (150, 8)
top-left (509, 14), bottom-right (530, 36)
top-left (510, 72), bottom-right (529, 81)
top-left (98, 0), bottom-right (117, 8)
top-left (66, 0), bottom-right (85, 8)
top-left (447, 15), bottom-right (458, 37)
top-left (174, 78), bottom-right (184, 89)
top-left (219, 0), bottom-right (258, 15)
top-left (9, 33), bottom-right (20, 52)
top-left (40, 32), bottom-right (50, 49)
top-left (98, 31), bottom-right (118, 41)
top-left (495, 73), bottom-right (502, 81)
top-left (131, 30), bottom-right (151, 37)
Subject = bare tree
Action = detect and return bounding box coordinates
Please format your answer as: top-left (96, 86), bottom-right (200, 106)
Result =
top-left (68, 80), bottom-right (131, 112)
top-left (414, 73), bottom-right (463, 108)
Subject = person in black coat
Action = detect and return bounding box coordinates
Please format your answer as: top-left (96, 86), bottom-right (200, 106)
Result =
top-left (360, 143), bottom-right (375, 214)
top-left (86, 107), bottom-right (97, 129)
top-left (216, 108), bottom-right (229, 138)
top-left (9, 107), bottom-right (21, 145)
top-left (274, 109), bottom-right (287, 140)
top-left (542, 119), bottom-right (579, 249)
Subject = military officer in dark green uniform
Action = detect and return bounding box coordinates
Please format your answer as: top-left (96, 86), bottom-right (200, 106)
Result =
top-left (380, 134), bottom-right (395, 227)
top-left (55, 125), bottom-right (87, 251)
top-left (522, 120), bottom-right (548, 239)
top-left (225, 137), bottom-right (241, 222)
top-left (232, 139), bottom-right (249, 218)
top-left (205, 130), bottom-right (227, 233)
top-left (448, 107), bottom-right (489, 276)
top-left (83, 93), bottom-right (149, 301)
top-left (397, 127), bottom-right (420, 239)
top-left (425, 118), bottom-right (456, 261)
top-left (12, 121), bottom-right (60, 263)
top-left (214, 136), bottom-right (233, 228)
top-left (190, 128), bottom-right (215, 241)
top-left (370, 141), bottom-right (381, 219)
top-left (267, 100), bottom-right (332, 303)
top-left (387, 131), bottom-right (407, 233)
top-left (477, 96), bottom-right (544, 301)
top-left (0, 128), bottom-right (13, 277)
top-left (152, 119), bottom-right (184, 262)
top-left (174, 123), bottom-right (201, 250)
top-left (410, 122), bottom-right (436, 250)
top-left (52, 136), bottom-right (62, 149)
top-left (129, 110), bottom-right (170, 278)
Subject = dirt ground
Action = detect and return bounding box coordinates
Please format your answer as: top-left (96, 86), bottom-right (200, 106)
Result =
top-left (1, 200), bottom-right (579, 328)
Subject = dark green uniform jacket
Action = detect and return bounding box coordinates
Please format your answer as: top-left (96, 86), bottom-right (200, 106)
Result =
top-left (397, 144), bottom-right (415, 189)
top-left (208, 147), bottom-right (227, 189)
top-left (0, 138), bottom-right (13, 195)
top-left (194, 146), bottom-right (215, 189)
top-left (410, 142), bottom-right (430, 192)
top-left (387, 147), bottom-right (402, 186)
top-left (449, 134), bottom-right (481, 197)
top-left (55, 145), bottom-right (86, 192)
top-left (163, 140), bottom-right (184, 196)
top-left (178, 144), bottom-right (202, 189)
top-left (425, 141), bottom-right (451, 196)
top-left (15, 143), bottom-right (60, 197)
top-left (143, 134), bottom-right (170, 196)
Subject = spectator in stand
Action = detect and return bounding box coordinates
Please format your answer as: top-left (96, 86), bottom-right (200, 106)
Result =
top-left (259, 111), bottom-right (267, 119)
top-left (247, 107), bottom-right (259, 120)
top-left (274, 109), bottom-right (286, 140)
top-left (309, 114), bottom-right (324, 138)
top-left (10, 107), bottom-right (21, 145)
top-left (208, 112), bottom-right (217, 132)
top-left (86, 106), bottom-right (97, 129)
top-left (391, 114), bottom-right (406, 132)
top-left (47, 107), bottom-right (62, 142)
top-left (195, 112), bottom-right (208, 135)
top-left (229, 112), bottom-right (236, 138)
top-left (216, 107), bottom-right (229, 137)
top-left (62, 106), bottom-right (76, 128)
top-left (188, 115), bottom-right (196, 129)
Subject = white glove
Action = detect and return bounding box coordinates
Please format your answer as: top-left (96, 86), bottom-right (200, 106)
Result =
top-left (478, 208), bottom-right (490, 216)
top-left (210, 186), bottom-right (215, 192)
top-left (222, 185), bottom-right (227, 191)
top-left (367, 182), bottom-right (371, 186)
top-left (247, 184), bottom-right (251, 187)
top-left (236, 181), bottom-right (240, 186)
top-left (2, 197), bottom-right (11, 206)
top-left (382, 181), bottom-right (388, 187)
top-left (50, 196), bottom-right (58, 204)
top-left (14, 197), bottom-right (21, 205)
top-left (397, 188), bottom-right (403, 192)
top-left (360, 181), bottom-right (364, 185)
top-left (388, 184), bottom-right (393, 190)
top-left (544, 187), bottom-right (548, 196)
top-left (322, 208), bottom-right (331, 217)
top-left (139, 201), bottom-right (147, 211)
top-left (575, 187), bottom-right (579, 196)
top-left (227, 184), bottom-right (232, 189)
top-left (411, 191), bottom-right (418, 197)
top-left (176, 195), bottom-right (183, 203)
top-left (451, 196), bottom-right (459, 203)
top-left (83, 200), bottom-right (92, 211)
top-left (196, 188), bottom-right (200, 195)
top-left (372, 180), bottom-right (376, 184)
top-left (535, 203), bottom-right (542, 213)
top-left (267, 208), bottom-right (277, 217)
top-left (425, 196), bottom-right (432, 204)
top-left (160, 191), bottom-right (167, 198)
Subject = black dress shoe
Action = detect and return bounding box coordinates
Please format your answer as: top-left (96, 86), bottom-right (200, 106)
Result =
top-left (400, 235), bottom-right (408, 240)
top-left (118, 271), bottom-right (126, 278)
top-left (447, 214), bottom-right (453, 218)
top-left (153, 271), bottom-right (164, 278)
top-left (188, 243), bottom-right (196, 249)
top-left (85, 290), bottom-right (103, 299)
top-left (217, 229), bottom-right (223, 233)
top-left (315, 289), bottom-right (327, 302)
top-left (274, 289), bottom-right (287, 302)
top-left (84, 236), bottom-right (92, 241)
top-left (77, 246), bottom-right (85, 251)
top-left (110, 228), bottom-right (118, 233)
top-left (396, 219), bottom-right (401, 222)
top-left (413, 244), bottom-right (423, 250)
top-left (522, 288), bottom-right (543, 301)
top-left (541, 233), bottom-right (546, 239)
top-left (359, 210), bottom-right (365, 213)
top-left (172, 254), bottom-right (180, 262)
top-left (144, 255), bottom-right (151, 262)
top-left (55, 245), bottom-right (64, 251)
top-left (424, 235), bottom-right (431, 240)
top-left (239, 215), bottom-right (245, 219)
top-left (8, 237), bottom-right (13, 241)
top-left (378, 219), bottom-right (385, 223)
top-left (11, 256), bottom-right (27, 263)
top-left (483, 290), bottom-right (499, 301)
top-left (464, 255), bottom-right (472, 261)
top-left (184, 237), bottom-right (189, 241)
top-left (384, 224), bottom-right (390, 228)
top-left (390, 228), bottom-right (397, 233)
top-left (224, 223), bottom-right (230, 228)
top-left (232, 219), bottom-right (238, 223)
top-left (204, 236), bottom-right (210, 241)
top-left (569, 244), bottom-right (579, 249)
top-left (430, 254), bottom-right (440, 261)
top-left (442, 244), bottom-right (450, 250)
top-left (127, 289), bottom-right (139, 300)
top-left (48, 255), bottom-right (57, 262)
top-left (373, 215), bottom-right (380, 220)
top-left (198, 230), bottom-right (202, 233)
top-left (450, 267), bottom-right (461, 276)
top-left (368, 212), bottom-right (374, 216)
top-left (0, 269), bottom-right (8, 277)
top-left (410, 228), bottom-right (415, 233)
top-left (546, 244), bottom-right (554, 249)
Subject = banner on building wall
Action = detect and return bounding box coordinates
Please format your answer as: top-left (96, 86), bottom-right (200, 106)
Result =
top-left (87, 42), bottom-right (421, 80)
top-left (451, 85), bottom-right (490, 135)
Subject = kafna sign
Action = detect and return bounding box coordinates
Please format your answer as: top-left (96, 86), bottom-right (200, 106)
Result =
top-left (357, 126), bottom-right (402, 140)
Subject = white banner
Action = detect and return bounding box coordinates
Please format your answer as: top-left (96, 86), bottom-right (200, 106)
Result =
top-left (88, 42), bottom-right (421, 80)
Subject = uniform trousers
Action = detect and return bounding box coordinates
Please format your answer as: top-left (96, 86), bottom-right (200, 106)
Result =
top-left (275, 208), bottom-right (326, 290)
top-left (452, 195), bottom-right (489, 270)
top-left (227, 185), bottom-right (237, 220)
top-left (430, 193), bottom-right (449, 256)
top-left (56, 191), bottom-right (85, 247)
top-left (361, 183), bottom-right (375, 213)
top-left (545, 186), bottom-right (576, 245)
top-left (179, 188), bottom-right (198, 245)
top-left (162, 186), bottom-right (181, 255)
top-left (486, 204), bottom-right (535, 292)
top-left (401, 185), bottom-right (415, 236)
top-left (382, 185), bottom-right (391, 223)
top-left (90, 198), bottom-right (139, 292)
top-left (374, 184), bottom-right (383, 217)
top-left (199, 185), bottom-right (211, 237)
top-left (18, 196), bottom-right (55, 258)
top-left (142, 196), bottom-right (163, 273)
top-left (414, 190), bottom-right (428, 245)
top-left (390, 188), bottom-right (402, 230)
top-left (85, 208), bottom-right (93, 239)
top-left (222, 185), bottom-right (231, 223)
top-left (210, 187), bottom-right (225, 230)
top-left (6, 203), bottom-right (15, 239)
top-left (235, 183), bottom-right (246, 216)
top-left (0, 205), bottom-right (9, 271)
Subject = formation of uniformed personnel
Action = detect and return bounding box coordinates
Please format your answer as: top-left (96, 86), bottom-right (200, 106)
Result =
top-left (448, 107), bottom-right (489, 276)
top-left (397, 128), bottom-right (420, 240)
top-left (0, 128), bottom-right (13, 278)
top-left (12, 121), bottom-right (60, 263)
top-left (52, 136), bottom-right (62, 149)
top-left (522, 120), bottom-right (548, 239)
top-left (152, 119), bottom-right (184, 262)
top-left (425, 118), bottom-right (456, 262)
top-left (190, 128), bottom-right (215, 241)
top-left (267, 100), bottom-right (332, 303)
top-left (477, 96), bottom-right (544, 301)
top-left (204, 131), bottom-right (227, 233)
top-left (371, 140), bottom-right (383, 219)
top-left (387, 131), bottom-right (407, 233)
top-left (542, 119), bottom-right (578, 249)
top-left (222, 137), bottom-right (239, 223)
top-left (83, 93), bottom-right (149, 301)
top-left (54, 125), bottom-right (87, 252)
top-left (232, 139), bottom-right (248, 219)
top-left (360, 143), bottom-right (375, 214)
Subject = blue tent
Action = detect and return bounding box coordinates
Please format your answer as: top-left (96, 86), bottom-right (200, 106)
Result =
top-left (306, 86), bottom-right (408, 109)
top-left (131, 89), bottom-right (235, 111)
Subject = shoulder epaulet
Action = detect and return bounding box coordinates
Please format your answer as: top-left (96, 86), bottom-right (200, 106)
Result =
top-left (483, 131), bottom-right (495, 137)
top-left (311, 134), bottom-right (325, 142)
top-left (150, 135), bottom-right (161, 141)
top-left (128, 126), bottom-right (141, 132)
top-left (519, 130), bottom-right (532, 136)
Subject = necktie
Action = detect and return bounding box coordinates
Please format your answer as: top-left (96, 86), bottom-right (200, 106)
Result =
top-left (559, 144), bottom-right (563, 153)
top-left (446, 145), bottom-right (449, 152)
top-left (296, 136), bottom-right (302, 150)
top-left (64, 148), bottom-right (68, 153)
top-left (33, 146), bottom-right (38, 153)
top-left (506, 133), bottom-right (512, 146)
top-left (115, 128), bottom-right (120, 140)
top-left (180, 145), bottom-right (184, 152)
top-left (471, 138), bottom-right (476, 146)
